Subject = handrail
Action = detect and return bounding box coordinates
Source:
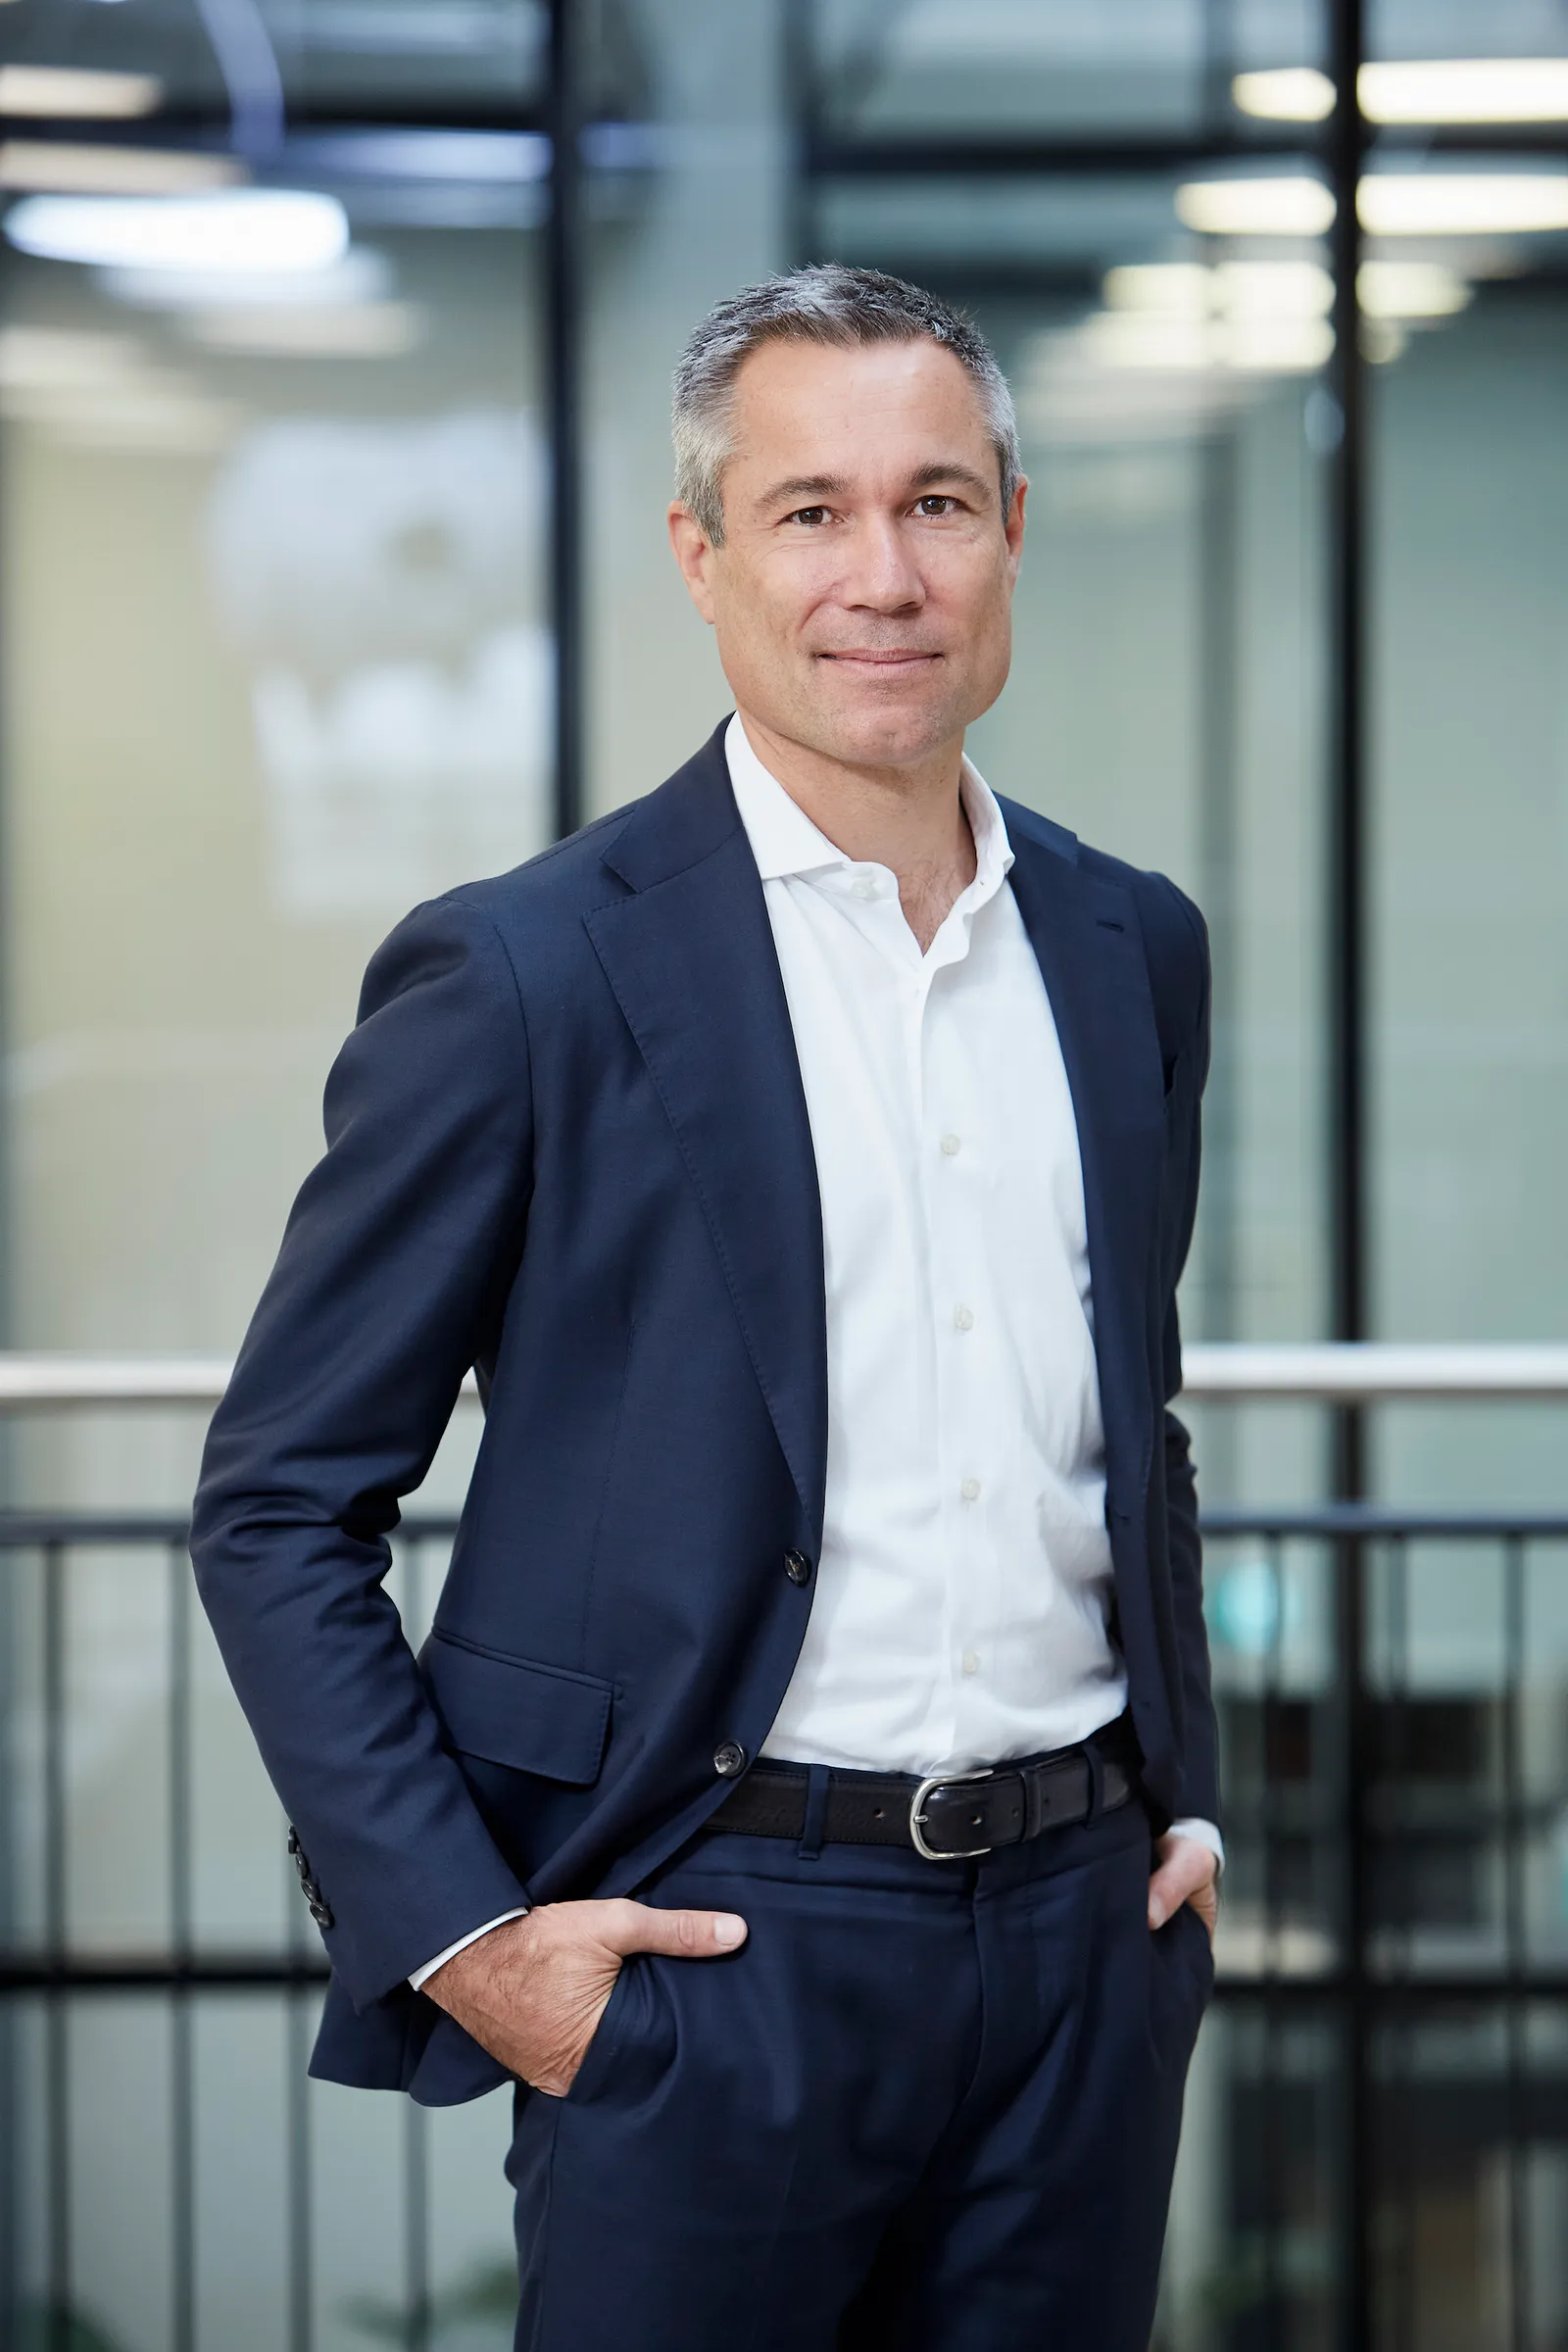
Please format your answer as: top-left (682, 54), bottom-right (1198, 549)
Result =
top-left (1180, 1343), bottom-right (1568, 1399)
top-left (0, 1344), bottom-right (1566, 1410)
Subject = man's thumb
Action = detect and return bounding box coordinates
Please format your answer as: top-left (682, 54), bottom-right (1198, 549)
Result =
top-left (607, 1901), bottom-right (747, 1959)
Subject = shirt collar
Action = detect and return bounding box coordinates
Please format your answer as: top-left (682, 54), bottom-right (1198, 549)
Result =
top-left (724, 713), bottom-right (1014, 901)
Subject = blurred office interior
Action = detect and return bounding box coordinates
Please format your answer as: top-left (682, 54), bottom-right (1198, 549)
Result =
top-left (1, 0), bottom-right (1567, 2343)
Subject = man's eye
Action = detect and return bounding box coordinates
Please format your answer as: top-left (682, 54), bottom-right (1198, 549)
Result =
top-left (788, 507), bottom-right (829, 527)
top-left (916, 494), bottom-right (958, 516)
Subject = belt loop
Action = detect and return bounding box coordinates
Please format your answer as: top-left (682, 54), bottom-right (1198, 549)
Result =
top-left (1083, 1740), bottom-right (1105, 1826)
top-left (797, 1764), bottom-right (830, 1862)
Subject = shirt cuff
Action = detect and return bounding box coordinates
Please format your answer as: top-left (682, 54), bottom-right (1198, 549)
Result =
top-left (409, 1907), bottom-right (528, 1992)
top-left (1163, 1817), bottom-right (1224, 1873)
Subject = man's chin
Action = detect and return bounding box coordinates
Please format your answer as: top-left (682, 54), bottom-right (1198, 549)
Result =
top-left (804, 688), bottom-right (963, 772)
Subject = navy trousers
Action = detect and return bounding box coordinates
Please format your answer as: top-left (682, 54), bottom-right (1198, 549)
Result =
top-left (507, 1793), bottom-right (1211, 2350)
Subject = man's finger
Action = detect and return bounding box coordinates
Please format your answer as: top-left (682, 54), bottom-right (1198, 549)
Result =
top-left (1147, 1844), bottom-right (1216, 1931)
top-left (599, 1900), bottom-right (748, 1959)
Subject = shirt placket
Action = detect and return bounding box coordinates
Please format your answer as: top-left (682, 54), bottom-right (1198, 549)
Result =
top-left (922, 967), bottom-right (992, 1768)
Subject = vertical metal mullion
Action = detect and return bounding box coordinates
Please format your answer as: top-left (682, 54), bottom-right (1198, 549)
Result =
top-left (405, 2100), bottom-right (431, 2352)
top-left (1325, 21), bottom-right (1371, 2345)
top-left (783, 0), bottom-right (820, 266)
top-left (42, 1544), bottom-right (69, 2352)
top-left (286, 1988), bottom-right (313, 2352)
top-left (1501, 1534), bottom-right (1528, 2352)
top-left (1261, 1532), bottom-right (1284, 2336)
top-left (1326, 4), bottom-right (1368, 1375)
top-left (1390, 1535), bottom-right (1414, 2352)
top-left (168, 1544), bottom-right (195, 2352)
top-left (546, 0), bottom-right (586, 842)
top-left (403, 1537), bottom-right (431, 2352)
top-left (1197, 427), bottom-right (1241, 1393)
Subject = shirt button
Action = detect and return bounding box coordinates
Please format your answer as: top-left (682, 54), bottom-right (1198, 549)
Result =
top-left (713, 1740), bottom-right (748, 1778)
top-left (852, 876), bottom-right (876, 901)
top-left (953, 1304), bottom-right (975, 1332)
top-left (940, 1133), bottom-right (961, 1156)
top-left (962, 1651), bottom-right (981, 1676)
top-left (960, 1478), bottom-right (981, 1501)
top-left (783, 1547), bottom-right (812, 1586)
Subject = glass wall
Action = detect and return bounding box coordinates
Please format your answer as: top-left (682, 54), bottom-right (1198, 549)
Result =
top-left (2, 0), bottom-right (1567, 2346)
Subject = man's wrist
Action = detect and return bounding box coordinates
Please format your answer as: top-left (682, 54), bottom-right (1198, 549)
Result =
top-left (410, 1906), bottom-right (530, 1992)
top-left (1164, 1817), bottom-right (1224, 1873)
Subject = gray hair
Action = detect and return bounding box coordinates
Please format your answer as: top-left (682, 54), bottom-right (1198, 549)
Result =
top-left (671, 264), bottom-right (1021, 545)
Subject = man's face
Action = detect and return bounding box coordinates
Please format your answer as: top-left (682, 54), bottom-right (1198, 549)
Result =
top-left (669, 335), bottom-right (1026, 773)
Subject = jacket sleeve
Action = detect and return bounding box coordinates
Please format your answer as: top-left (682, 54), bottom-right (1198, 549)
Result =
top-left (1158, 882), bottom-right (1221, 1827)
top-left (190, 895), bottom-right (536, 2006)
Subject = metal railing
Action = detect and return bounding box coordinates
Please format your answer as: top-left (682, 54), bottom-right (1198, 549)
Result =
top-left (2, 1341), bottom-right (1567, 1407)
top-left (3, 1351), bottom-right (1568, 2350)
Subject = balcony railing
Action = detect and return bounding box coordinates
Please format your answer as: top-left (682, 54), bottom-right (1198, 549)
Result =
top-left (2, 1349), bottom-right (1567, 2351)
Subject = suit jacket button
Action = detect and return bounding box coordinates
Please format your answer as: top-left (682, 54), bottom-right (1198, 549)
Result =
top-left (784, 1548), bottom-right (812, 1586)
top-left (713, 1740), bottom-right (748, 1778)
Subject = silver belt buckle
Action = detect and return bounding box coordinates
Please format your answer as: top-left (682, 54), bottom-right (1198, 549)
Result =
top-left (909, 1766), bottom-right (996, 1862)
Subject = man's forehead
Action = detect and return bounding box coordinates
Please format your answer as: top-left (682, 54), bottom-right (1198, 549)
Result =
top-left (726, 338), bottom-right (992, 478)
top-left (730, 336), bottom-right (985, 431)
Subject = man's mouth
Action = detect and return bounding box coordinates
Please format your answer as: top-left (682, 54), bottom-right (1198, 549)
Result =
top-left (816, 649), bottom-right (941, 667)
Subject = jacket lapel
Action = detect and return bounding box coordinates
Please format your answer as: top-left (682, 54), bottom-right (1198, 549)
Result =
top-left (585, 731), bottom-right (828, 1539)
top-left (1002, 807), bottom-right (1166, 1506)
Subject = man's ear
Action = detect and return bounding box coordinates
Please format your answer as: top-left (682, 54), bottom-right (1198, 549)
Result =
top-left (1004, 475), bottom-right (1028, 578)
top-left (667, 503), bottom-right (718, 626)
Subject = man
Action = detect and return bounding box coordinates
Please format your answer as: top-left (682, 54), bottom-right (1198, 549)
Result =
top-left (192, 265), bottom-right (1220, 2350)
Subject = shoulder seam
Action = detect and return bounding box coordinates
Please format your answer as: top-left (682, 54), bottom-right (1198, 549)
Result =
top-left (428, 895), bottom-right (535, 1115)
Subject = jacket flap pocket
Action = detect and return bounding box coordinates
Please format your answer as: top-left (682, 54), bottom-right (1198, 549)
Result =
top-left (421, 1631), bottom-right (612, 1787)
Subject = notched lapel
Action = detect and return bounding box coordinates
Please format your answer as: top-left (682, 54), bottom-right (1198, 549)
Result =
top-left (1005, 832), bottom-right (1166, 1494)
top-left (585, 821), bottom-right (828, 1539)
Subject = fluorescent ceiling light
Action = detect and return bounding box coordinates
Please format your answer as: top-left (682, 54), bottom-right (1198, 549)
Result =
top-left (185, 302), bottom-right (424, 356)
top-left (1079, 310), bottom-right (1332, 374)
top-left (1103, 264), bottom-right (1213, 315)
top-left (103, 246), bottom-right (391, 311)
top-left (1236, 59), bottom-right (1568, 125)
top-left (1232, 68), bottom-right (1335, 122)
top-left (1362, 59), bottom-right (1568, 122)
top-left (1103, 261), bottom-right (1333, 318)
top-left (1359, 172), bottom-right (1568, 233)
top-left (1175, 175), bottom-right (1336, 235)
top-left (1356, 260), bottom-right (1471, 318)
top-left (0, 65), bottom-right (162, 117)
top-left (1218, 259), bottom-right (1334, 316)
top-left (1179, 169), bottom-right (1568, 237)
top-left (4, 189), bottom-right (349, 273)
top-left (0, 143), bottom-right (241, 195)
top-left (0, 324), bottom-right (149, 390)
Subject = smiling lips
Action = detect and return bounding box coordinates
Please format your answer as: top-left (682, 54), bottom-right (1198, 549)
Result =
top-left (817, 649), bottom-right (941, 667)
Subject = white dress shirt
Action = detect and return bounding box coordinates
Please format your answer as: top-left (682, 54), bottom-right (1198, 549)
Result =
top-left (411, 718), bottom-right (1217, 1988)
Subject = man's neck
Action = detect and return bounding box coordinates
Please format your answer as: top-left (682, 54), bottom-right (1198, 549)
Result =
top-left (734, 707), bottom-right (978, 954)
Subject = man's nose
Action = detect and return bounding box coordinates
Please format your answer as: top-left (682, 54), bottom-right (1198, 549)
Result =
top-left (840, 515), bottom-right (925, 612)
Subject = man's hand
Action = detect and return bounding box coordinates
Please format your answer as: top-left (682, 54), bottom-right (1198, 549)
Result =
top-left (421, 1898), bottom-right (748, 2096)
top-left (1148, 1834), bottom-right (1218, 1943)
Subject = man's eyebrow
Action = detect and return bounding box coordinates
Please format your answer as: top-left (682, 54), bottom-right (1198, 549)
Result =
top-left (756, 462), bottom-right (996, 512)
top-left (906, 460), bottom-right (994, 501)
top-left (757, 473), bottom-right (850, 509)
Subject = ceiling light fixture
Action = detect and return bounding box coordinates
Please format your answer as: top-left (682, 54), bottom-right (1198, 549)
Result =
top-left (0, 143), bottom-right (242, 195)
top-left (1356, 260), bottom-right (1472, 318)
top-left (1177, 169), bottom-right (1568, 236)
top-left (1235, 58), bottom-right (1568, 125)
top-left (1357, 172), bottom-right (1568, 233)
top-left (1232, 68), bottom-right (1336, 122)
top-left (1175, 176), bottom-right (1337, 235)
top-left (0, 65), bottom-right (162, 117)
top-left (4, 188), bottom-right (349, 273)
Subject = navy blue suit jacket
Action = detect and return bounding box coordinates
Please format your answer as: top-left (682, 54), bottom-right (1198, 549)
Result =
top-left (191, 721), bottom-right (1217, 2105)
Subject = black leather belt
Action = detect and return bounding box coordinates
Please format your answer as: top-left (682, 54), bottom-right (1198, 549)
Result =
top-left (710, 1715), bottom-right (1139, 1862)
